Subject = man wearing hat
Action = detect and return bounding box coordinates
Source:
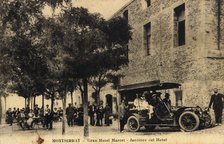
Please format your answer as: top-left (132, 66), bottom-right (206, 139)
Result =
top-left (209, 88), bottom-right (224, 126)
top-left (34, 104), bottom-right (40, 117)
top-left (44, 104), bottom-right (52, 129)
top-left (66, 103), bottom-right (75, 126)
top-left (119, 99), bottom-right (128, 132)
top-left (163, 93), bottom-right (171, 110)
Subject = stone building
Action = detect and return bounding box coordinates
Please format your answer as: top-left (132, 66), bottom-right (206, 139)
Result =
top-left (111, 0), bottom-right (224, 107)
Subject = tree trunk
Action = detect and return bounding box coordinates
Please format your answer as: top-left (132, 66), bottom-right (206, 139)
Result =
top-left (33, 96), bottom-right (36, 107)
top-left (31, 97), bottom-right (33, 109)
top-left (51, 94), bottom-right (55, 112)
top-left (83, 78), bottom-right (89, 137)
top-left (96, 90), bottom-right (100, 105)
top-left (97, 87), bottom-right (102, 105)
top-left (4, 96), bottom-right (6, 113)
top-left (78, 84), bottom-right (84, 105)
top-left (0, 97), bottom-right (2, 124)
top-left (62, 87), bottom-right (67, 135)
top-left (50, 93), bottom-right (55, 129)
top-left (70, 90), bottom-right (73, 105)
top-left (25, 97), bottom-right (27, 107)
top-left (28, 96), bottom-right (31, 108)
top-left (42, 94), bottom-right (45, 108)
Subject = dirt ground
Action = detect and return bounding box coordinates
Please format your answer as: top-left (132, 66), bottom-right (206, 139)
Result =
top-left (0, 118), bottom-right (224, 144)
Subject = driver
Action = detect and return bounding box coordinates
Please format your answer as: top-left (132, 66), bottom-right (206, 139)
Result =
top-left (163, 93), bottom-right (171, 110)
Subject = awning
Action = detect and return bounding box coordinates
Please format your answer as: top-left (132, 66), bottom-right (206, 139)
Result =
top-left (118, 80), bottom-right (181, 93)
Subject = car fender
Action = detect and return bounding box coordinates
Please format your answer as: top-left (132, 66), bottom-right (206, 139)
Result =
top-left (174, 107), bottom-right (197, 122)
top-left (128, 113), bottom-right (146, 126)
top-left (130, 113), bottom-right (141, 119)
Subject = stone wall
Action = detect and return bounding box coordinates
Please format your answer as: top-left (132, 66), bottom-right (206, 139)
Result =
top-left (113, 0), bottom-right (224, 107)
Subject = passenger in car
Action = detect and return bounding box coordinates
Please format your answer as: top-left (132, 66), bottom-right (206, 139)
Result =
top-left (133, 93), bottom-right (142, 110)
top-left (163, 93), bottom-right (171, 110)
top-left (133, 92), bottom-right (154, 119)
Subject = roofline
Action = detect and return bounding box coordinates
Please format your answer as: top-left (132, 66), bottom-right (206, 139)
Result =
top-left (118, 81), bottom-right (181, 92)
top-left (108, 0), bottom-right (135, 20)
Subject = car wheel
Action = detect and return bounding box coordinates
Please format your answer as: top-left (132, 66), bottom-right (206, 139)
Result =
top-left (145, 126), bottom-right (156, 131)
top-left (127, 116), bottom-right (140, 132)
top-left (178, 111), bottom-right (200, 132)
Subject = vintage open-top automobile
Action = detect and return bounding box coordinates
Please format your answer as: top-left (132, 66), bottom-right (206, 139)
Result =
top-left (118, 81), bottom-right (211, 132)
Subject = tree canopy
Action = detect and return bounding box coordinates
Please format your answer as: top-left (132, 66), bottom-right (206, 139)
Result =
top-left (0, 0), bottom-right (132, 137)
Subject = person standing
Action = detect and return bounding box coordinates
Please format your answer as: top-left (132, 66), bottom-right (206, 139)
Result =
top-left (66, 104), bottom-right (75, 126)
top-left (104, 104), bottom-right (111, 126)
top-left (34, 104), bottom-right (40, 117)
top-left (119, 100), bottom-right (128, 132)
top-left (209, 88), bottom-right (224, 126)
top-left (89, 103), bottom-right (96, 126)
top-left (96, 104), bottom-right (104, 126)
top-left (44, 104), bottom-right (52, 129)
top-left (24, 105), bottom-right (30, 117)
top-left (57, 107), bottom-right (63, 121)
top-left (6, 108), bottom-right (13, 126)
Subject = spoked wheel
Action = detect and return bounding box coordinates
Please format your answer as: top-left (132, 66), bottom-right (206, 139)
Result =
top-left (145, 126), bottom-right (156, 131)
top-left (31, 121), bottom-right (39, 130)
top-left (19, 122), bottom-right (25, 130)
top-left (127, 116), bottom-right (140, 132)
top-left (179, 111), bottom-right (200, 132)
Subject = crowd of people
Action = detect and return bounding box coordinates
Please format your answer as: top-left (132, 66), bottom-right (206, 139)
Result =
top-left (65, 102), bottom-right (111, 127)
top-left (5, 101), bottom-right (112, 130)
top-left (4, 88), bottom-right (224, 133)
top-left (5, 104), bottom-right (63, 129)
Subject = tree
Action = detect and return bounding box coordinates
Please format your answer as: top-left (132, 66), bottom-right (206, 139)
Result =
top-left (60, 7), bottom-right (132, 137)
top-left (1, 0), bottom-right (49, 102)
top-left (67, 79), bottom-right (78, 105)
top-left (0, 0), bottom-right (71, 128)
top-left (1, 0), bottom-right (132, 137)
top-left (89, 71), bottom-right (124, 105)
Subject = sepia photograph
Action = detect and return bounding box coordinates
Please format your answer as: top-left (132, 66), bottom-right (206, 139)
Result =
top-left (0, 0), bottom-right (224, 144)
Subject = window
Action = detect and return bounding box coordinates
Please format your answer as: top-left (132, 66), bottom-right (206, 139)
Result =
top-left (146, 0), bottom-right (151, 7)
top-left (123, 10), bottom-right (128, 21)
top-left (174, 4), bottom-right (185, 47)
top-left (144, 23), bottom-right (151, 55)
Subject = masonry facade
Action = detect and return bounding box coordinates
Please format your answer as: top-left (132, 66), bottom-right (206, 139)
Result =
top-left (112, 0), bottom-right (224, 107)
